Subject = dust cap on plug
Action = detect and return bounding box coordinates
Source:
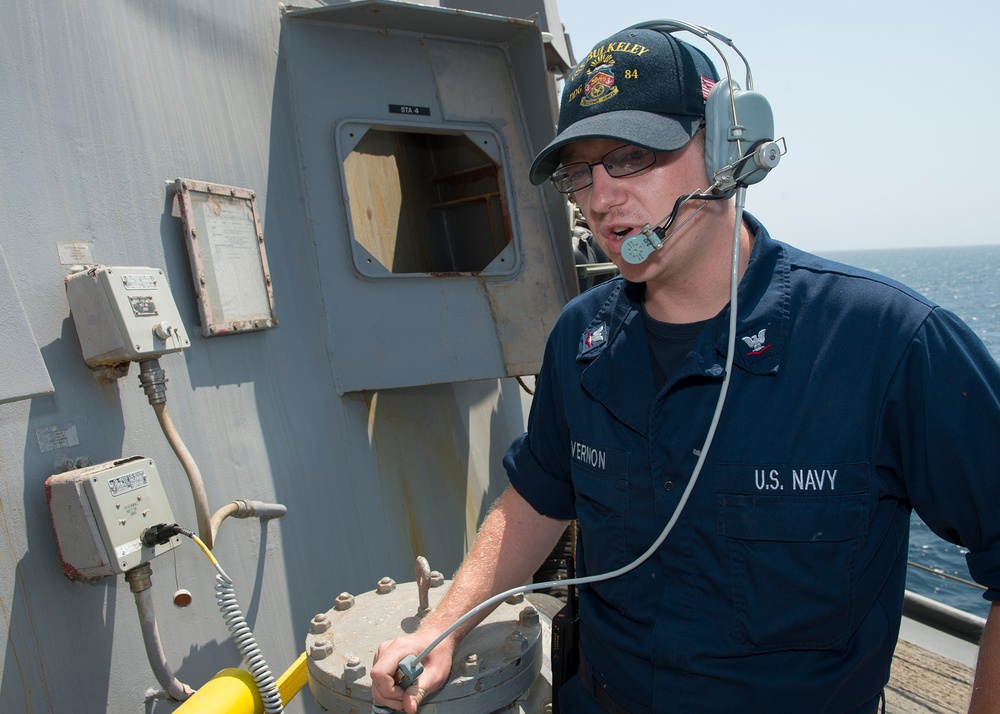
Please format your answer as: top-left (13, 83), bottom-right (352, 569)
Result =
top-left (154, 321), bottom-right (174, 340)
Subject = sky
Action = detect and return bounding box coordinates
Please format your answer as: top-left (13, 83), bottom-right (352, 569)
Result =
top-left (553, 1), bottom-right (1000, 252)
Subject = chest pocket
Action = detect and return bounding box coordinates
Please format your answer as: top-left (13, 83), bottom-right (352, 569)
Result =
top-left (718, 493), bottom-right (868, 651)
top-left (573, 465), bottom-right (630, 614)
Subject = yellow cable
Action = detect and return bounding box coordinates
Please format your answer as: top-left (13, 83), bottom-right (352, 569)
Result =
top-left (190, 533), bottom-right (218, 566)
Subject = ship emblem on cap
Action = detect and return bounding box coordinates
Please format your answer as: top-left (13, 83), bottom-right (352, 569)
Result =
top-left (582, 64), bottom-right (618, 106)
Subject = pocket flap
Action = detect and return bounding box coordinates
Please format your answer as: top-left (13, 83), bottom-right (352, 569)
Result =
top-left (718, 494), bottom-right (868, 542)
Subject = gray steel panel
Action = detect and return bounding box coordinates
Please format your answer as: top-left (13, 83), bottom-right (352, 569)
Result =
top-left (281, 5), bottom-right (572, 392)
top-left (287, 0), bottom-right (536, 42)
top-left (0, 242), bottom-right (54, 404)
top-left (0, 0), bottom-right (568, 711)
top-left (443, 0), bottom-right (574, 68)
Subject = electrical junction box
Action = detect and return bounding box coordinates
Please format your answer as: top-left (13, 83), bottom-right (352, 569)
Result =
top-left (65, 266), bottom-right (191, 373)
top-left (45, 456), bottom-right (181, 582)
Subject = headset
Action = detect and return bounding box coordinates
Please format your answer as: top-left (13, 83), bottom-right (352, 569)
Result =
top-left (620, 19), bottom-right (784, 265)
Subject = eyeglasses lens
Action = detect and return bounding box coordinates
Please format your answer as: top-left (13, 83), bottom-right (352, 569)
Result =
top-left (550, 145), bottom-right (655, 194)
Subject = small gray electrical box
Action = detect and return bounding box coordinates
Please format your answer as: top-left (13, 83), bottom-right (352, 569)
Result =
top-left (65, 266), bottom-right (191, 373)
top-left (45, 456), bottom-right (181, 581)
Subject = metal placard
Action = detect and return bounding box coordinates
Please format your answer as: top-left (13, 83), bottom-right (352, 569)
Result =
top-left (174, 178), bottom-right (277, 337)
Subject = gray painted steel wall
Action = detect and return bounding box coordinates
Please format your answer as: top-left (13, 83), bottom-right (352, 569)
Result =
top-left (0, 1), bottom-right (573, 711)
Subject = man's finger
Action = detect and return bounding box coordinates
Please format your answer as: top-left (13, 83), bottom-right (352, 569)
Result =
top-left (404, 684), bottom-right (427, 714)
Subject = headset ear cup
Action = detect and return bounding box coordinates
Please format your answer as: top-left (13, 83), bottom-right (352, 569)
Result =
top-left (703, 78), bottom-right (776, 188)
top-left (704, 78), bottom-right (739, 184)
top-left (729, 90), bottom-right (776, 186)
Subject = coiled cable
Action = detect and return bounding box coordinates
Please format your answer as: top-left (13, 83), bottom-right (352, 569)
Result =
top-left (181, 528), bottom-right (284, 713)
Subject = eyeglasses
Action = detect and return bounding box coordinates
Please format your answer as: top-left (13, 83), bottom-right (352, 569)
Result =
top-left (550, 144), bottom-right (657, 194)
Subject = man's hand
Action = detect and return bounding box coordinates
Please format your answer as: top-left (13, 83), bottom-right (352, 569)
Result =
top-left (370, 488), bottom-right (569, 712)
top-left (371, 632), bottom-right (455, 714)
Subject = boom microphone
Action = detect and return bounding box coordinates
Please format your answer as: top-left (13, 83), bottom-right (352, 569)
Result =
top-left (620, 188), bottom-right (730, 265)
top-left (621, 225), bottom-right (664, 265)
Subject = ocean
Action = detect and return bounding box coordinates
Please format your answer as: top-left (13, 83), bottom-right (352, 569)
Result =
top-left (819, 244), bottom-right (1000, 619)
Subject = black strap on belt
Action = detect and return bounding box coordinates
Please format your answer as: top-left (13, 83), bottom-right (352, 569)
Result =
top-left (578, 651), bottom-right (639, 714)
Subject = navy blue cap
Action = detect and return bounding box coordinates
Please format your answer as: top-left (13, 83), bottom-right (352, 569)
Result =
top-left (529, 27), bottom-right (720, 185)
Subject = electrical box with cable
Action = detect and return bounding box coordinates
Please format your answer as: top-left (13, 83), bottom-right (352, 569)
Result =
top-left (45, 456), bottom-right (181, 581)
top-left (65, 265), bottom-right (190, 377)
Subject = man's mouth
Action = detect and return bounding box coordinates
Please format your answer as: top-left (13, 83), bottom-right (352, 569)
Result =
top-left (603, 226), bottom-right (643, 255)
top-left (608, 226), bottom-right (639, 243)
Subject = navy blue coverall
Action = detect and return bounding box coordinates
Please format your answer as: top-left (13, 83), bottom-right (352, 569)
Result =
top-left (505, 215), bottom-right (1000, 712)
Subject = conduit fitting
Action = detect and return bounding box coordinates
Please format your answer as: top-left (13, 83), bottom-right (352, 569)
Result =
top-left (138, 359), bottom-right (168, 406)
top-left (234, 499), bottom-right (256, 518)
top-left (210, 500), bottom-right (289, 545)
top-left (234, 499), bottom-right (288, 520)
top-left (125, 563), bottom-right (154, 593)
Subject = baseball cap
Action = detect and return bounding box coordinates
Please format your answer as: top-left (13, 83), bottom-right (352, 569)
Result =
top-left (529, 27), bottom-right (720, 185)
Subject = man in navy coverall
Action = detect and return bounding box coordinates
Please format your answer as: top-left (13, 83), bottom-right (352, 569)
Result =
top-left (373, 23), bottom-right (1000, 713)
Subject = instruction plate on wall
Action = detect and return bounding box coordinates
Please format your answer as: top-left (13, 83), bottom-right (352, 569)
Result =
top-left (174, 178), bottom-right (277, 337)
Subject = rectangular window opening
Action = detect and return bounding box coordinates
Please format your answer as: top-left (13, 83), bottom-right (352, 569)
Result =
top-left (342, 127), bottom-right (515, 276)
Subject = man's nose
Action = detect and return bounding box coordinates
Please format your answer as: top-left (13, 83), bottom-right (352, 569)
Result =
top-left (586, 163), bottom-right (625, 212)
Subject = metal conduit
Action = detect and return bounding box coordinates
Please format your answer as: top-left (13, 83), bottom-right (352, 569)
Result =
top-left (126, 564), bottom-right (196, 701)
top-left (138, 359), bottom-right (213, 549)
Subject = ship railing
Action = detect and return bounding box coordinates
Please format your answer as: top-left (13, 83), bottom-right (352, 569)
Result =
top-left (904, 560), bottom-right (987, 644)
